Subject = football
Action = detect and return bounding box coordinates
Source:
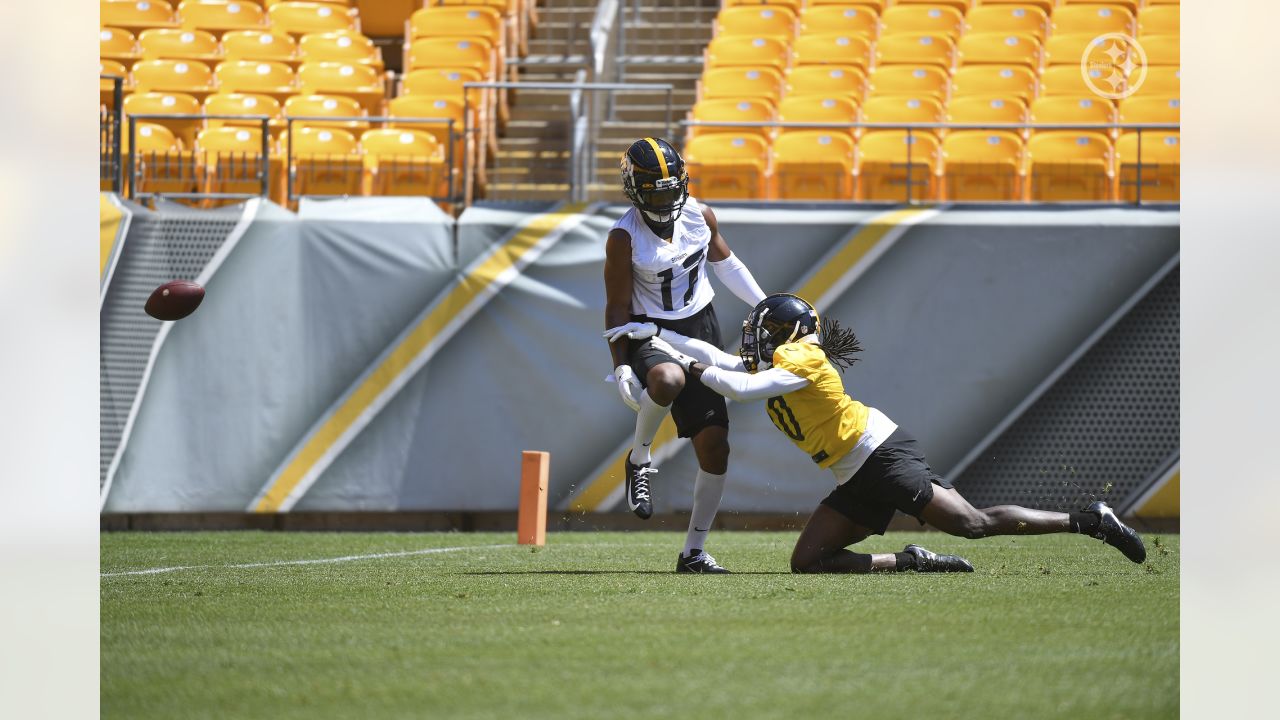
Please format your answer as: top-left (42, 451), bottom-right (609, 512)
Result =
top-left (144, 280), bottom-right (205, 321)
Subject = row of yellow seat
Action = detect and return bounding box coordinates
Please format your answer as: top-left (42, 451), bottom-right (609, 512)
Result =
top-left (103, 0), bottom-right (363, 37)
top-left (684, 129), bottom-right (1178, 203)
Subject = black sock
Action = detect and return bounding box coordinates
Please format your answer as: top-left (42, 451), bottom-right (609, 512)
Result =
top-left (1070, 511), bottom-right (1100, 535)
top-left (894, 552), bottom-right (917, 572)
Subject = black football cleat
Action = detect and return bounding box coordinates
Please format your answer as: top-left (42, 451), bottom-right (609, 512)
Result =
top-left (903, 544), bottom-right (974, 573)
top-left (624, 453), bottom-right (655, 520)
top-left (1086, 501), bottom-right (1146, 563)
top-left (676, 549), bottom-right (730, 574)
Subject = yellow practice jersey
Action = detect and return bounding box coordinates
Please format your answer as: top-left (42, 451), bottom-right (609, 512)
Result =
top-left (767, 341), bottom-right (870, 468)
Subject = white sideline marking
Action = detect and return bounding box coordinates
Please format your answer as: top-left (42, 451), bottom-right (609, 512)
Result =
top-left (101, 543), bottom-right (514, 578)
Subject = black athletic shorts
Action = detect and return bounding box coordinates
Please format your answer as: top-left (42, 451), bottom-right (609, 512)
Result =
top-left (819, 427), bottom-right (954, 535)
top-left (628, 302), bottom-right (729, 439)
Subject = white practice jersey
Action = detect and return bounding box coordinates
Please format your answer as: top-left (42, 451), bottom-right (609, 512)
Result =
top-left (611, 197), bottom-right (715, 320)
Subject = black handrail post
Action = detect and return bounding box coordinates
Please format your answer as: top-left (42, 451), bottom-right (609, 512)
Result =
top-left (1134, 127), bottom-right (1144, 206)
top-left (261, 116), bottom-right (270, 198)
top-left (286, 117), bottom-right (295, 203)
top-left (112, 76), bottom-right (123, 193)
top-left (127, 115), bottom-right (137, 200)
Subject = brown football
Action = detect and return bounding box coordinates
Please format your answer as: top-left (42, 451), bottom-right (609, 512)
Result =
top-left (145, 280), bottom-right (205, 321)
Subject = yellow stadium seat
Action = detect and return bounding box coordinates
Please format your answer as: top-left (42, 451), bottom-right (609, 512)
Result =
top-left (102, 0), bottom-right (178, 33)
top-left (797, 6), bottom-right (878, 38)
top-left (123, 91), bottom-right (202, 146)
top-left (203, 93), bottom-right (284, 135)
top-left (131, 59), bottom-right (215, 97)
top-left (297, 62), bottom-right (386, 113)
top-left (856, 131), bottom-right (941, 201)
top-left (131, 121), bottom-right (198, 196)
top-left (408, 6), bottom-right (504, 44)
top-left (894, 0), bottom-right (970, 11)
top-left (860, 95), bottom-right (946, 136)
top-left (771, 131), bottom-right (855, 200)
top-left (1026, 131), bottom-right (1114, 201)
top-left (1057, 0), bottom-right (1137, 14)
top-left (1118, 95), bottom-right (1179, 129)
top-left (1138, 5), bottom-right (1179, 37)
top-left (705, 36), bottom-right (790, 72)
top-left (401, 67), bottom-right (484, 100)
top-left (867, 66), bottom-right (950, 101)
top-left (1052, 5), bottom-right (1136, 37)
top-left (1031, 94), bottom-right (1117, 123)
top-left (699, 67), bottom-right (785, 107)
top-left (360, 128), bottom-right (449, 198)
top-left (875, 33), bottom-right (956, 69)
top-left (964, 4), bottom-right (1048, 40)
top-left (689, 99), bottom-right (775, 139)
top-left (196, 126), bottom-right (281, 201)
top-left (977, 0), bottom-right (1051, 11)
top-left (1116, 131), bottom-right (1179, 202)
top-left (1144, 0), bottom-right (1180, 5)
top-left (1141, 35), bottom-right (1179, 66)
top-left (101, 61), bottom-right (136, 106)
top-left (269, 1), bottom-right (357, 36)
top-left (879, 5), bottom-right (965, 39)
top-left (943, 131), bottom-right (1024, 200)
top-left (355, 0), bottom-right (418, 37)
top-left (947, 95), bottom-right (1027, 131)
top-left (956, 33), bottom-right (1041, 68)
top-left (777, 95), bottom-right (858, 139)
top-left (215, 60), bottom-right (297, 100)
top-left (1039, 65), bottom-right (1112, 98)
top-left (222, 30), bottom-right (299, 63)
top-left (299, 31), bottom-right (384, 69)
top-left (101, 28), bottom-right (140, 64)
top-left (722, 0), bottom-right (802, 12)
top-left (284, 93), bottom-right (368, 130)
top-left (807, 0), bottom-right (883, 8)
top-left (1043, 33), bottom-right (1105, 66)
top-left (406, 38), bottom-right (495, 75)
top-left (715, 5), bottom-right (798, 41)
top-left (289, 126), bottom-right (363, 198)
top-left (177, 0), bottom-right (267, 35)
top-left (388, 95), bottom-right (468, 165)
top-left (138, 29), bottom-right (222, 62)
top-left (684, 134), bottom-right (770, 200)
top-left (1132, 66), bottom-right (1179, 97)
top-left (793, 33), bottom-right (873, 69)
top-left (785, 65), bottom-right (867, 102)
top-left (950, 65), bottom-right (1036, 102)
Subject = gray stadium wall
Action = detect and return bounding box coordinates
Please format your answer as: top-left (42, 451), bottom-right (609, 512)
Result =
top-left (99, 196), bottom-right (1179, 520)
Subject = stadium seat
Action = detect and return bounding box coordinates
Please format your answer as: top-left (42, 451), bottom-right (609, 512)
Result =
top-left (777, 95), bottom-right (858, 140)
top-left (1057, 0), bottom-right (1137, 14)
top-left (131, 59), bottom-right (216, 98)
top-left (100, 60), bottom-right (135, 106)
top-left (722, 0), bottom-right (803, 12)
top-left (195, 126), bottom-right (281, 201)
top-left (1118, 96), bottom-right (1180, 130)
top-left (699, 67), bottom-right (785, 107)
top-left (977, 0), bottom-right (1052, 12)
top-left (387, 95), bottom-right (468, 166)
top-left (360, 128), bottom-right (449, 198)
top-left (688, 99), bottom-right (775, 139)
top-left (288, 126), bottom-right (363, 198)
top-left (406, 38), bottom-right (495, 75)
top-left (1043, 33), bottom-right (1109, 66)
top-left (123, 91), bottom-right (202, 146)
top-left (131, 121), bottom-right (198, 196)
top-left (942, 131), bottom-right (1024, 201)
top-left (867, 66), bottom-right (950, 101)
top-left (401, 67), bottom-right (484, 100)
top-left (947, 95), bottom-right (1028, 134)
top-left (1030, 96), bottom-right (1118, 137)
top-left (705, 36), bottom-right (791, 72)
top-left (878, 5), bottom-right (965, 40)
top-left (683, 134), bottom-right (770, 200)
top-left (793, 33), bottom-right (873, 70)
top-left (299, 31), bottom-right (384, 70)
top-left (893, 0), bottom-right (969, 11)
top-left (1039, 65), bottom-right (1114, 98)
top-left (859, 95), bottom-right (946, 136)
top-left (1026, 132), bottom-right (1115, 201)
top-left (950, 65), bottom-right (1037, 103)
top-left (785, 66), bottom-right (867, 103)
top-left (283, 94), bottom-right (368, 131)
top-left (874, 33), bottom-right (956, 69)
top-left (1141, 35), bottom-right (1179, 66)
top-left (137, 28), bottom-right (223, 62)
top-left (805, 0), bottom-right (883, 8)
top-left (964, 4), bottom-right (1049, 40)
top-left (715, 5), bottom-right (798, 42)
top-left (297, 62), bottom-right (386, 114)
top-left (202, 92), bottom-right (284, 135)
top-left (956, 33), bottom-right (1042, 69)
top-left (1138, 5), bottom-right (1179, 37)
top-left (1051, 5), bottom-right (1136, 37)
top-left (214, 60), bottom-right (298, 101)
top-left (102, 0), bottom-right (178, 33)
top-left (222, 30), bottom-right (300, 63)
top-left (1116, 131), bottom-right (1179, 202)
top-left (268, 1), bottom-right (358, 37)
top-left (855, 131), bottom-right (941, 201)
top-left (797, 6), bottom-right (878, 38)
top-left (176, 0), bottom-right (267, 35)
top-left (771, 131), bottom-right (854, 200)
top-left (1132, 66), bottom-right (1179, 97)
top-left (354, 0), bottom-right (418, 37)
top-left (408, 6), bottom-right (505, 43)
top-left (101, 28), bottom-right (140, 65)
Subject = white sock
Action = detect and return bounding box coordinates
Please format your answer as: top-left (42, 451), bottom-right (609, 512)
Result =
top-left (683, 469), bottom-right (726, 556)
top-left (630, 391), bottom-right (667, 465)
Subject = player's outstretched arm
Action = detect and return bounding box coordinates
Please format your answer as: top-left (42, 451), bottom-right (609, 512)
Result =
top-left (703, 205), bottom-right (766, 306)
top-left (604, 229), bottom-right (642, 411)
top-left (696, 365), bottom-right (809, 403)
top-left (648, 329), bottom-right (744, 371)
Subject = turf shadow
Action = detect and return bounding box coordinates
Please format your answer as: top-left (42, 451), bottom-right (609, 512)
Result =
top-left (460, 570), bottom-right (792, 576)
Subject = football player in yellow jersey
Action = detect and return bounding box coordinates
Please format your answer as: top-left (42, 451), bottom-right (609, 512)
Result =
top-left (610, 293), bottom-right (1147, 573)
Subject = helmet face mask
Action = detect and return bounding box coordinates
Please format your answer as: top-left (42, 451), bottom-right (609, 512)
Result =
top-left (621, 138), bottom-right (689, 236)
top-left (740, 294), bottom-right (821, 373)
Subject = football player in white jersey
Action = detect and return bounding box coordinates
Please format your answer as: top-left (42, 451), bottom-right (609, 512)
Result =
top-left (601, 137), bottom-right (768, 574)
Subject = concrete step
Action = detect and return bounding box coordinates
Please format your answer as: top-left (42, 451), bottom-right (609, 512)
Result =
top-left (503, 119), bottom-right (573, 139)
top-left (616, 70), bottom-right (703, 91)
top-left (609, 104), bottom-right (684, 123)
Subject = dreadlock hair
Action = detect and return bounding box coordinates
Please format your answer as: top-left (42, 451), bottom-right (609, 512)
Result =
top-left (818, 317), bottom-right (863, 372)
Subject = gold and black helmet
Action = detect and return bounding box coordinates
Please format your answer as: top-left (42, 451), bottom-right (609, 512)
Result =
top-left (620, 137), bottom-right (690, 229)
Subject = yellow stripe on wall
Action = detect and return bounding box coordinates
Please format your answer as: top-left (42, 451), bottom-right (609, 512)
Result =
top-left (100, 193), bottom-right (124, 280)
top-left (1134, 469), bottom-right (1179, 519)
top-left (253, 203), bottom-right (588, 513)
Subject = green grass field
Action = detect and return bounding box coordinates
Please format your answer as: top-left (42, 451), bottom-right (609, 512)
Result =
top-left (101, 531), bottom-right (1178, 719)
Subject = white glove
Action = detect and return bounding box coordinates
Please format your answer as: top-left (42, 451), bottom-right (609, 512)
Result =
top-left (603, 321), bottom-right (658, 343)
top-left (613, 364), bottom-right (643, 411)
top-left (647, 336), bottom-right (696, 372)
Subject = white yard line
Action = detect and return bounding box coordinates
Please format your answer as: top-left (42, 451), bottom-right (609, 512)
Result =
top-left (101, 543), bottom-right (515, 578)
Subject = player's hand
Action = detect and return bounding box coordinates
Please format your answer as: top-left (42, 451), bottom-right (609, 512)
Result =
top-left (613, 364), bottom-right (643, 412)
top-left (602, 322), bottom-right (658, 343)
top-left (647, 336), bottom-right (696, 372)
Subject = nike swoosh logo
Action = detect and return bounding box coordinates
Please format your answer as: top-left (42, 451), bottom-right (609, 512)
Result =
top-left (694, 527), bottom-right (710, 533)
top-left (642, 442), bottom-right (651, 447)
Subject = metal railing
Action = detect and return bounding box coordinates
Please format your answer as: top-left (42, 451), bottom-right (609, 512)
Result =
top-left (127, 114), bottom-right (272, 201)
top-left (99, 75), bottom-right (124, 193)
top-left (617, 0), bottom-right (719, 83)
top-left (283, 116), bottom-right (456, 203)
